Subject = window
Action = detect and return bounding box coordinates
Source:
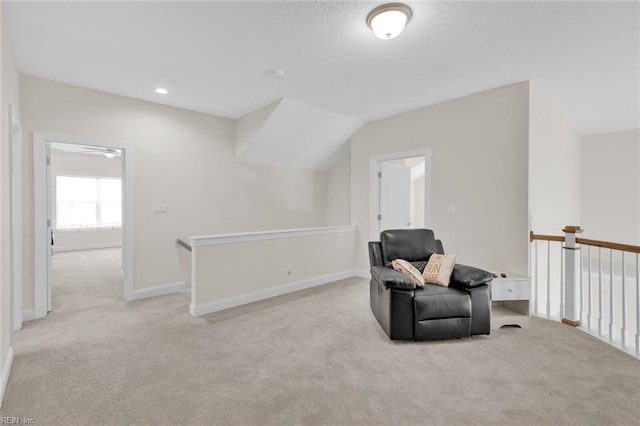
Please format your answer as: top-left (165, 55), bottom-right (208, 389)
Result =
top-left (56, 176), bottom-right (122, 230)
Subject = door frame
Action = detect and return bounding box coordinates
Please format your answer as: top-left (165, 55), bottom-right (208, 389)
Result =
top-left (369, 148), bottom-right (431, 240)
top-left (9, 105), bottom-right (23, 331)
top-left (33, 132), bottom-right (135, 319)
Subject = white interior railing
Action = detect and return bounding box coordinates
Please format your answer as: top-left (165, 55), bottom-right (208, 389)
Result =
top-left (530, 227), bottom-right (640, 358)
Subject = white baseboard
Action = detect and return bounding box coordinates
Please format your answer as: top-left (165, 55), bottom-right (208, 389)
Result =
top-left (132, 281), bottom-right (187, 300)
top-left (1, 347), bottom-right (14, 408)
top-left (354, 269), bottom-right (370, 279)
top-left (22, 309), bottom-right (34, 322)
top-left (190, 269), bottom-right (360, 317)
top-left (178, 289), bottom-right (191, 301)
top-left (53, 242), bottom-right (121, 253)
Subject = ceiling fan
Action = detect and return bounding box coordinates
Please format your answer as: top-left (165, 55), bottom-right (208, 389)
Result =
top-left (80, 146), bottom-right (120, 158)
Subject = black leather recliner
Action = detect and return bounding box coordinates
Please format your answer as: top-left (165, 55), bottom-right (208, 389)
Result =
top-left (369, 229), bottom-right (493, 341)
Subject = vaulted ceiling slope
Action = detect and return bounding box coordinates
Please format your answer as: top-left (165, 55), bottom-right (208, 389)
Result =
top-left (4, 2), bottom-right (639, 145)
top-left (236, 98), bottom-right (363, 170)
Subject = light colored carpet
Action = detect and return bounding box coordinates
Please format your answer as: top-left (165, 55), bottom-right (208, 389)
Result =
top-left (48, 247), bottom-right (123, 314)
top-left (2, 248), bottom-right (639, 425)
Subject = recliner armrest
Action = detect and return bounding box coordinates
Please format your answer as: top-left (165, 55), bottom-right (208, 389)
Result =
top-left (370, 266), bottom-right (416, 290)
top-left (450, 264), bottom-right (493, 289)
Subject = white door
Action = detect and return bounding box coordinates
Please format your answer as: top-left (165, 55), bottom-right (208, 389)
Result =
top-left (378, 162), bottom-right (411, 233)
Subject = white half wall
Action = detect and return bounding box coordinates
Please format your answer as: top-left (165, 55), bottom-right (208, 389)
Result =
top-left (190, 226), bottom-right (357, 315)
top-left (581, 128), bottom-right (640, 245)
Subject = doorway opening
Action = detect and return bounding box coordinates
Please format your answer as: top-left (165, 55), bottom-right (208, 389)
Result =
top-left (33, 133), bottom-right (134, 319)
top-left (50, 143), bottom-right (123, 313)
top-left (369, 149), bottom-right (431, 240)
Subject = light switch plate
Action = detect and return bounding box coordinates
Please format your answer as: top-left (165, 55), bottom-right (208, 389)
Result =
top-left (152, 203), bottom-right (168, 214)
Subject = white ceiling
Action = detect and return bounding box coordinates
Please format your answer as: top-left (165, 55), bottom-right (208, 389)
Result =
top-left (4, 1), bottom-right (639, 136)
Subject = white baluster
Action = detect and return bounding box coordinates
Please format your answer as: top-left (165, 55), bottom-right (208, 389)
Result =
top-left (609, 249), bottom-right (614, 343)
top-left (635, 253), bottom-right (639, 356)
top-left (621, 253), bottom-right (626, 348)
top-left (598, 247), bottom-right (602, 336)
top-left (560, 243), bottom-right (564, 318)
top-left (588, 246), bottom-right (592, 330)
top-left (579, 246), bottom-right (584, 325)
top-left (534, 240), bottom-right (539, 316)
top-left (547, 240), bottom-right (551, 318)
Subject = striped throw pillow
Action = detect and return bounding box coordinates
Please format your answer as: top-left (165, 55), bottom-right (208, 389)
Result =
top-left (391, 259), bottom-right (425, 288)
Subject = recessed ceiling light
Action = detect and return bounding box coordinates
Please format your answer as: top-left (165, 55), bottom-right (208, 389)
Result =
top-left (367, 3), bottom-right (412, 40)
top-left (155, 87), bottom-right (168, 94)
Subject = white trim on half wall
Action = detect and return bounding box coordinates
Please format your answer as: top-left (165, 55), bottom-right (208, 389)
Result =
top-left (33, 132), bottom-right (135, 319)
top-left (190, 225), bottom-right (356, 247)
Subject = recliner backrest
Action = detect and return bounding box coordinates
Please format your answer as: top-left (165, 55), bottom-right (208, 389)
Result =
top-left (380, 229), bottom-right (439, 264)
top-left (368, 242), bottom-right (384, 267)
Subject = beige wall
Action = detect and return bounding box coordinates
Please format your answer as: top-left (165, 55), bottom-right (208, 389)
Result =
top-left (0, 3), bottom-right (5, 374)
top-left (51, 150), bottom-right (122, 177)
top-left (350, 82), bottom-right (530, 274)
top-left (50, 150), bottom-right (122, 250)
top-left (1, 15), bottom-right (21, 377)
top-left (581, 129), bottom-right (640, 245)
top-left (528, 82), bottom-right (581, 236)
top-left (54, 229), bottom-right (121, 252)
top-left (528, 83), bottom-right (581, 315)
top-left (324, 151), bottom-right (351, 226)
top-left (20, 76), bottom-right (330, 310)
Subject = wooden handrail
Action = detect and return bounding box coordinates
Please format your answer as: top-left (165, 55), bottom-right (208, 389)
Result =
top-left (530, 231), bottom-right (565, 243)
top-left (576, 237), bottom-right (640, 254)
top-left (529, 230), bottom-right (640, 253)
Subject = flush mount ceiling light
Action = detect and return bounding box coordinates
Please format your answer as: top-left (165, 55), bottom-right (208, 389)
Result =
top-left (366, 3), bottom-right (412, 40)
top-left (155, 87), bottom-right (168, 94)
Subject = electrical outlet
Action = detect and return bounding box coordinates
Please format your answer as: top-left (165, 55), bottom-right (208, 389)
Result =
top-left (286, 264), bottom-right (292, 275)
top-left (447, 203), bottom-right (455, 213)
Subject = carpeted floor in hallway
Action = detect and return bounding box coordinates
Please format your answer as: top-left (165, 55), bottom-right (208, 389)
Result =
top-left (2, 248), bottom-right (639, 425)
